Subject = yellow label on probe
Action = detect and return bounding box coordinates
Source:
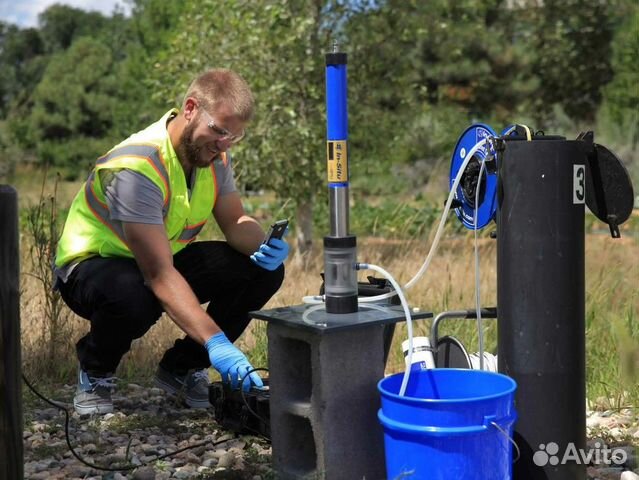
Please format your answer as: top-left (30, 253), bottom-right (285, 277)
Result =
top-left (327, 140), bottom-right (348, 182)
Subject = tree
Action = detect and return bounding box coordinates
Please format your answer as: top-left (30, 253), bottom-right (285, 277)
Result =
top-left (527, 0), bottom-right (616, 123)
top-left (38, 4), bottom-right (108, 53)
top-left (20, 37), bottom-right (121, 172)
top-left (0, 23), bottom-right (46, 116)
top-left (152, 0), bottom-right (349, 255)
top-left (343, 0), bottom-right (527, 191)
top-left (109, 0), bottom-right (187, 136)
top-left (601, 4), bottom-right (639, 132)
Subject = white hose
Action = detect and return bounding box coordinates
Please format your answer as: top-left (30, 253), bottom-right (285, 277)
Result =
top-left (302, 294), bottom-right (324, 304)
top-left (474, 158), bottom-right (487, 370)
top-left (471, 126), bottom-right (516, 370)
top-left (357, 262), bottom-right (414, 396)
top-left (354, 137), bottom-right (490, 303)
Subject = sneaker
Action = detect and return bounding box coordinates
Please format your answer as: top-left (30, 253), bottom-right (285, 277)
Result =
top-left (74, 367), bottom-right (116, 415)
top-left (154, 366), bottom-right (211, 408)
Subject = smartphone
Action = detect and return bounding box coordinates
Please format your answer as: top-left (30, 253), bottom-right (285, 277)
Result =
top-left (263, 219), bottom-right (289, 244)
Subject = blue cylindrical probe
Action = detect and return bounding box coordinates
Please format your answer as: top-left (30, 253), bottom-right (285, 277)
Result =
top-left (324, 48), bottom-right (357, 314)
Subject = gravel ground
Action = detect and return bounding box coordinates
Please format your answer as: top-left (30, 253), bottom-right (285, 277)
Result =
top-left (586, 407), bottom-right (639, 480)
top-left (22, 383), bottom-right (638, 479)
top-left (23, 383), bottom-right (273, 480)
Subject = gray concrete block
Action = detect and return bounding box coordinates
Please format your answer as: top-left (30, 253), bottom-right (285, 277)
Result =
top-left (268, 323), bottom-right (387, 480)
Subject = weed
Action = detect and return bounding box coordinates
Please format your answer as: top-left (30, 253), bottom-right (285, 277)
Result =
top-left (22, 166), bottom-right (74, 381)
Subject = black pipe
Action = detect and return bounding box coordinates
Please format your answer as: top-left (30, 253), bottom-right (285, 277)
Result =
top-left (0, 185), bottom-right (23, 480)
top-left (497, 138), bottom-right (588, 479)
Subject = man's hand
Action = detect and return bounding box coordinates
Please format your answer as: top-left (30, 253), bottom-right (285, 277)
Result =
top-left (205, 332), bottom-right (263, 391)
top-left (250, 238), bottom-right (289, 271)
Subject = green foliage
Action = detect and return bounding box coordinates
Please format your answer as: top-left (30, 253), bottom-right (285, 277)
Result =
top-left (8, 37), bottom-right (123, 173)
top-left (526, 0), bottom-right (616, 122)
top-left (0, 2), bottom-right (181, 174)
top-left (37, 3), bottom-right (109, 52)
top-left (345, 0), bottom-right (531, 191)
top-left (600, 4), bottom-right (639, 143)
top-left (0, 0), bottom-right (635, 196)
top-left (0, 23), bottom-right (47, 115)
top-left (110, 0), bottom-right (187, 136)
top-left (30, 37), bottom-right (118, 141)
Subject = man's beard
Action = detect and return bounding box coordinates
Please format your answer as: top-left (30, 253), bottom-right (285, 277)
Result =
top-left (177, 118), bottom-right (218, 169)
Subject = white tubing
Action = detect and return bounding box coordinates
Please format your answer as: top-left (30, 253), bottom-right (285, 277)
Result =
top-left (357, 137), bottom-right (490, 303)
top-left (302, 295), bottom-right (324, 304)
top-left (471, 126), bottom-right (515, 370)
top-left (357, 262), bottom-right (414, 396)
top-left (473, 158), bottom-right (487, 370)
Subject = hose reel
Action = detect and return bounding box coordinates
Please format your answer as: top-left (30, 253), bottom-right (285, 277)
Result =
top-left (449, 124), bottom-right (499, 229)
top-left (449, 124), bottom-right (635, 236)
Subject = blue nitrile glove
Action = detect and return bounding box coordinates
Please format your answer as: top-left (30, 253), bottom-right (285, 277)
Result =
top-left (205, 332), bottom-right (263, 392)
top-left (250, 237), bottom-right (289, 271)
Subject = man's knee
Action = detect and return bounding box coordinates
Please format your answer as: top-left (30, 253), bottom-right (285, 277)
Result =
top-left (258, 263), bottom-right (285, 296)
top-left (102, 277), bottom-right (162, 335)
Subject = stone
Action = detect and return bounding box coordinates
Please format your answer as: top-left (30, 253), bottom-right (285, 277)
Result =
top-left (132, 466), bottom-right (156, 480)
top-left (83, 443), bottom-right (98, 453)
top-left (29, 472), bottom-right (50, 480)
top-left (217, 452), bottom-right (235, 469)
top-left (587, 415), bottom-right (605, 429)
top-left (210, 449), bottom-right (227, 459)
top-left (609, 427), bottom-right (624, 439)
top-left (594, 466), bottom-right (623, 477)
top-left (106, 453), bottom-right (127, 464)
top-left (79, 432), bottom-right (96, 443)
top-left (173, 467), bottom-right (196, 479)
top-left (587, 438), bottom-right (608, 451)
top-left (615, 446), bottom-right (638, 469)
top-left (621, 472), bottom-right (639, 480)
top-left (614, 415), bottom-right (634, 426)
top-left (67, 466), bottom-right (92, 477)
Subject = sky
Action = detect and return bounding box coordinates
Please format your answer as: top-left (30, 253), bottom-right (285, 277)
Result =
top-left (0, 0), bottom-right (130, 28)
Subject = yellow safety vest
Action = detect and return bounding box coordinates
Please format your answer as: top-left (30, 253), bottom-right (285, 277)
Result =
top-left (55, 109), bottom-right (222, 268)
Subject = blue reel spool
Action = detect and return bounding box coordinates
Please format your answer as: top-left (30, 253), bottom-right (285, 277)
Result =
top-left (449, 123), bottom-right (499, 230)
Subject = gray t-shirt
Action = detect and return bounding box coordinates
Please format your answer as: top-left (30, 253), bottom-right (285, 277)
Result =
top-left (104, 157), bottom-right (236, 225)
top-left (55, 157), bottom-right (236, 283)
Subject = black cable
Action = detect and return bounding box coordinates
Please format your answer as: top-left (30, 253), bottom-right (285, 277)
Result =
top-left (239, 367), bottom-right (270, 431)
top-left (22, 374), bottom-right (236, 472)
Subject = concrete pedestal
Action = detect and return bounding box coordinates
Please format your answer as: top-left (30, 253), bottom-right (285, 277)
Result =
top-left (252, 304), bottom-right (432, 480)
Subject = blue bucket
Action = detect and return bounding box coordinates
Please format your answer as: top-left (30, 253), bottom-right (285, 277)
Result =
top-left (378, 369), bottom-right (517, 480)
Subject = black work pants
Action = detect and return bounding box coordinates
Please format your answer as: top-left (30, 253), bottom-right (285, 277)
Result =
top-left (58, 241), bottom-right (284, 375)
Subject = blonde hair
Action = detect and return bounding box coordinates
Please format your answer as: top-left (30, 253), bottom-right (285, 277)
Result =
top-left (183, 69), bottom-right (254, 121)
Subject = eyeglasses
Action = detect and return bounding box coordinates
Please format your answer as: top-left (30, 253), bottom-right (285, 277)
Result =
top-left (199, 107), bottom-right (245, 145)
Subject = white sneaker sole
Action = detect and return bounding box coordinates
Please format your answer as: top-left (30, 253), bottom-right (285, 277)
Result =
top-left (73, 400), bottom-right (114, 416)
